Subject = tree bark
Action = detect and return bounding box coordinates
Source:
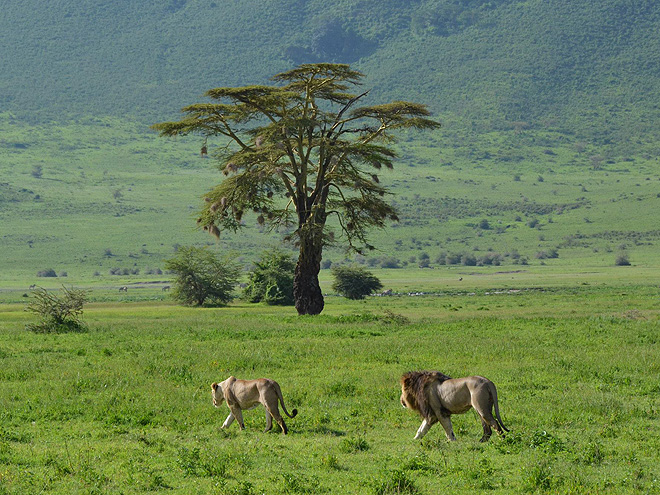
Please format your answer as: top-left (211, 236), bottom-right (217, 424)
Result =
top-left (294, 234), bottom-right (324, 315)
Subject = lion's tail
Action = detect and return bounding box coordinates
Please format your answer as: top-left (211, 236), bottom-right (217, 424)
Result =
top-left (275, 383), bottom-right (298, 418)
top-left (490, 382), bottom-right (509, 432)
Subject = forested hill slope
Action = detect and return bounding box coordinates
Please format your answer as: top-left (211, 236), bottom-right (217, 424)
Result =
top-left (2, 0), bottom-right (660, 147)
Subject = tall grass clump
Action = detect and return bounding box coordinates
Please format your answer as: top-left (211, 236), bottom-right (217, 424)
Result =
top-left (373, 469), bottom-right (419, 495)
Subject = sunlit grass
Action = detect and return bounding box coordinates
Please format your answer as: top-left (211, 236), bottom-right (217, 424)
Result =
top-left (1, 287), bottom-right (659, 493)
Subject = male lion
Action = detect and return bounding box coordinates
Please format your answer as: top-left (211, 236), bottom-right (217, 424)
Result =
top-left (400, 371), bottom-right (508, 442)
top-left (211, 376), bottom-right (298, 434)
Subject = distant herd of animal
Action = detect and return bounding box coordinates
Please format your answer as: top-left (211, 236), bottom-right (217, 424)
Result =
top-left (211, 371), bottom-right (508, 442)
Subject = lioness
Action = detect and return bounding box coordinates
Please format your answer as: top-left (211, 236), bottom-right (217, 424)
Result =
top-left (211, 376), bottom-right (298, 434)
top-left (400, 370), bottom-right (508, 442)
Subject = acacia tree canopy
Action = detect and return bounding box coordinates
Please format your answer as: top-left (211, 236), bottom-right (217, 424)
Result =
top-left (153, 63), bottom-right (440, 315)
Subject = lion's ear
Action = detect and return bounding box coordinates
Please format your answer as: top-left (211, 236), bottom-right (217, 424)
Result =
top-left (212, 382), bottom-right (218, 391)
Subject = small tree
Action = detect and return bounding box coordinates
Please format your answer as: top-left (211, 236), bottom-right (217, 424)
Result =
top-left (26, 286), bottom-right (88, 333)
top-left (244, 250), bottom-right (296, 305)
top-left (165, 246), bottom-right (240, 306)
top-left (331, 265), bottom-right (382, 300)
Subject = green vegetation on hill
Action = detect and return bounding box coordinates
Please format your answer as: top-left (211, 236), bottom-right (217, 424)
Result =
top-left (2, 0), bottom-right (660, 146)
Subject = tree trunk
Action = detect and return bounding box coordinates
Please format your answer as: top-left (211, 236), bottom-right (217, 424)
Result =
top-left (294, 234), bottom-right (324, 315)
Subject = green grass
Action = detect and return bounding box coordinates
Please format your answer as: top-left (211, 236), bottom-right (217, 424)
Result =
top-left (2, 114), bottom-right (660, 286)
top-left (1, 287), bottom-right (659, 493)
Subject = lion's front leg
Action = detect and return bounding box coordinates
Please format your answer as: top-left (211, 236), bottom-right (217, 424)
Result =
top-left (222, 411), bottom-right (235, 429)
top-left (229, 407), bottom-right (245, 430)
top-left (438, 414), bottom-right (457, 441)
top-left (414, 417), bottom-right (437, 439)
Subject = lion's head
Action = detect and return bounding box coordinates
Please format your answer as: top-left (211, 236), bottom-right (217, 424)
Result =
top-left (400, 371), bottom-right (451, 420)
top-left (211, 382), bottom-right (224, 408)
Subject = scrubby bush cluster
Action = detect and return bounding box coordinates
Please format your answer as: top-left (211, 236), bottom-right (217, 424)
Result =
top-left (535, 248), bottom-right (559, 260)
top-left (26, 286), bottom-right (88, 333)
top-left (615, 252), bottom-right (631, 266)
top-left (37, 269), bottom-right (57, 277)
top-left (435, 251), bottom-right (527, 266)
top-left (329, 248), bottom-right (535, 270)
top-left (109, 267), bottom-right (141, 275)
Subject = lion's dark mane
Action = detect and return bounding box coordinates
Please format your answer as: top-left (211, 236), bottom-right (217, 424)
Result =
top-left (400, 370), bottom-right (452, 420)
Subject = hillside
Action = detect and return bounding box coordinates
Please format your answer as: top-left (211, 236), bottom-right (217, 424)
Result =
top-left (1, 0), bottom-right (660, 145)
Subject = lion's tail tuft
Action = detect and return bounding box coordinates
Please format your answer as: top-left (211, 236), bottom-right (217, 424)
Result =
top-left (288, 408), bottom-right (298, 418)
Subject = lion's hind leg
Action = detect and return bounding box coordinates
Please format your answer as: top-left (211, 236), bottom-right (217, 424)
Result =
top-left (264, 401), bottom-right (288, 434)
top-left (472, 396), bottom-right (504, 441)
top-left (479, 418), bottom-right (493, 443)
top-left (264, 409), bottom-right (273, 433)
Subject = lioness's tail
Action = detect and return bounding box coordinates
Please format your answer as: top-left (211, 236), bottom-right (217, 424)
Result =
top-left (275, 382), bottom-right (298, 418)
top-left (490, 382), bottom-right (509, 432)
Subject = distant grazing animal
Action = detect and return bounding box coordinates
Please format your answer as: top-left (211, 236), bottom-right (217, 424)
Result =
top-left (29, 284), bottom-right (36, 289)
top-left (161, 285), bottom-right (170, 291)
top-left (400, 370), bottom-right (508, 442)
top-left (119, 286), bottom-right (128, 292)
top-left (211, 376), bottom-right (298, 434)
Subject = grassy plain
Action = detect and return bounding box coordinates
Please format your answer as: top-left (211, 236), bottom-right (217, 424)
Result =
top-left (3, 114), bottom-right (660, 286)
top-left (1, 285), bottom-right (659, 494)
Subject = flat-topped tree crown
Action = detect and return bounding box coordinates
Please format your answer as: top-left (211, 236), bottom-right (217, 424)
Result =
top-left (153, 63), bottom-right (440, 315)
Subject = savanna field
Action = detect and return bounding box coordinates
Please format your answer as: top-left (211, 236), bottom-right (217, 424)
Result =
top-left (1, 283), bottom-right (659, 494)
top-left (3, 1), bottom-right (660, 493)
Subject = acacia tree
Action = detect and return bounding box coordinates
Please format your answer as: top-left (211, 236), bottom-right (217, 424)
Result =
top-left (153, 63), bottom-right (440, 315)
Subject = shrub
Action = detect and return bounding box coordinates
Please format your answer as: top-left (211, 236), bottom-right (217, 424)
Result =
top-left (164, 246), bottom-right (240, 306)
top-left (331, 265), bottom-right (382, 300)
top-left (243, 249), bottom-right (295, 305)
top-left (615, 252), bottom-right (631, 266)
top-left (535, 248), bottom-right (559, 260)
top-left (478, 253), bottom-right (502, 266)
top-left (461, 253), bottom-right (477, 266)
top-left (37, 268), bottom-right (57, 277)
top-left (380, 256), bottom-right (401, 269)
top-left (26, 286), bottom-right (88, 333)
top-left (445, 253), bottom-right (462, 265)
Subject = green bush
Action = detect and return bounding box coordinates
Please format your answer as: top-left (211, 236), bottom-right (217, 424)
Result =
top-left (243, 249), bottom-right (295, 305)
top-left (164, 246), bottom-right (240, 306)
top-left (36, 269), bottom-right (57, 277)
top-left (331, 265), bottom-right (382, 300)
top-left (25, 286), bottom-right (88, 333)
top-left (615, 252), bottom-right (631, 266)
